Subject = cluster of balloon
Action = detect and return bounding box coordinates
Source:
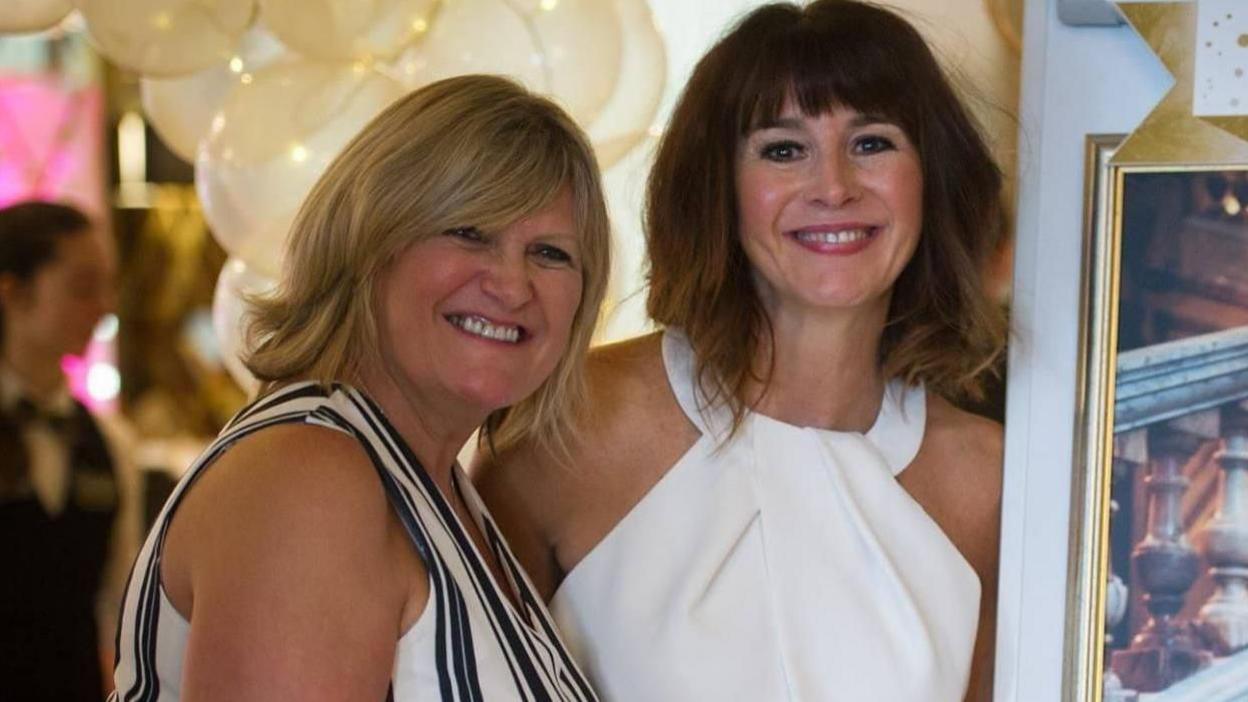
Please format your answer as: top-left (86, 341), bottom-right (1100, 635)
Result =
top-left (0, 0), bottom-right (665, 392)
top-left (0, 0), bottom-right (75, 33)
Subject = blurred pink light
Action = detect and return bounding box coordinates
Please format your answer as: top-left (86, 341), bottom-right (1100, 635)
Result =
top-left (0, 75), bottom-right (104, 212)
top-left (61, 339), bottom-right (117, 414)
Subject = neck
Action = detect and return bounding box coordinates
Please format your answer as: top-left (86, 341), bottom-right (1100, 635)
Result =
top-left (3, 336), bottom-right (66, 403)
top-left (353, 366), bottom-right (482, 485)
top-left (749, 299), bottom-right (889, 432)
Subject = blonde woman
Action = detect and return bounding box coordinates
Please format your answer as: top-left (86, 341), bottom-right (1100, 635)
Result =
top-left (112, 75), bottom-right (609, 701)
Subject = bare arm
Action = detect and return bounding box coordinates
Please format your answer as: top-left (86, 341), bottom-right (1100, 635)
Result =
top-left (162, 425), bottom-right (422, 701)
top-left (965, 511), bottom-right (1000, 702)
top-left (901, 397), bottom-right (1003, 702)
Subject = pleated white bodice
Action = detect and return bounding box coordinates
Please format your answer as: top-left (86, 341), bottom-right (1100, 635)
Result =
top-left (549, 329), bottom-right (979, 701)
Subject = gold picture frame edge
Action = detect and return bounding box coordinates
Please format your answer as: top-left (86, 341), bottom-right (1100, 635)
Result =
top-left (1063, 133), bottom-right (1124, 702)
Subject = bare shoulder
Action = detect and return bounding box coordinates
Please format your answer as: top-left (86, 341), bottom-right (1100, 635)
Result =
top-left (584, 331), bottom-right (674, 431)
top-left (476, 331), bottom-right (674, 500)
top-left (900, 394), bottom-right (1003, 576)
top-left (474, 330), bottom-right (697, 597)
top-left (163, 423), bottom-right (411, 612)
top-left (162, 422), bottom-right (417, 699)
top-left (923, 394), bottom-right (1004, 481)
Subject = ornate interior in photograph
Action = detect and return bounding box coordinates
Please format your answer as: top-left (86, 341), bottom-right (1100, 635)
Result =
top-left (1065, 3), bottom-right (1248, 701)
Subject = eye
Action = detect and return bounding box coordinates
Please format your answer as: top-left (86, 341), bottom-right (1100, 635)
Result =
top-left (852, 134), bottom-right (897, 155)
top-left (759, 139), bottom-right (805, 162)
top-left (444, 226), bottom-right (486, 243)
top-left (531, 243), bottom-right (576, 267)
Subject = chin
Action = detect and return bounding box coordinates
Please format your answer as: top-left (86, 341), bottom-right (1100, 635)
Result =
top-left (454, 379), bottom-right (529, 414)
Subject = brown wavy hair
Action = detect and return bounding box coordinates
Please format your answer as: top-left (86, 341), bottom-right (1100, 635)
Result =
top-left (646, 0), bottom-right (1007, 432)
top-left (244, 75), bottom-right (611, 456)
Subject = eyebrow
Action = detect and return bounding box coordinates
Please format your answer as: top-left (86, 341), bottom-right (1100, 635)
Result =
top-left (750, 112), bottom-right (899, 131)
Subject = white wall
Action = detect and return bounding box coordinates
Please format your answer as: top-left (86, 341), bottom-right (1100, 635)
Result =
top-left (997, 1), bottom-right (1172, 699)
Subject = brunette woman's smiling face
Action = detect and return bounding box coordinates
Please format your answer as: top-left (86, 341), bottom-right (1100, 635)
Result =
top-left (735, 102), bottom-right (923, 319)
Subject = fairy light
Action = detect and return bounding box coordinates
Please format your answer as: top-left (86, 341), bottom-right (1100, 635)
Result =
top-left (93, 314), bottom-right (119, 342)
top-left (86, 362), bottom-right (121, 402)
top-left (117, 110), bottom-right (146, 185)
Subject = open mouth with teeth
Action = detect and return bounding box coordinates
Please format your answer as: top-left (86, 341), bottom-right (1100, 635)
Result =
top-left (446, 314), bottom-right (525, 344)
top-left (791, 227), bottom-right (876, 247)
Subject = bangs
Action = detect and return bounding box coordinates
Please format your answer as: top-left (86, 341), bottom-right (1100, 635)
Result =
top-left (420, 112), bottom-right (580, 236)
top-left (736, 5), bottom-right (923, 137)
top-left (465, 130), bottom-right (577, 232)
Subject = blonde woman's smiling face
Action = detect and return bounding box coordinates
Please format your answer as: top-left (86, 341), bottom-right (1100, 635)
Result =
top-left (373, 187), bottom-right (584, 417)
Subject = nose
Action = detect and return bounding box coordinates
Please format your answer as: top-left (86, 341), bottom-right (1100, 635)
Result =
top-left (480, 252), bottom-right (534, 309)
top-left (808, 151), bottom-right (861, 207)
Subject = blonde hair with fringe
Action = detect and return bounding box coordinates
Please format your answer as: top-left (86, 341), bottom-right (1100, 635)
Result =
top-left (243, 74), bottom-right (611, 456)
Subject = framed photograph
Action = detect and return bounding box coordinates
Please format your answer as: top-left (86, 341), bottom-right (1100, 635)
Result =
top-left (1065, 134), bottom-right (1248, 701)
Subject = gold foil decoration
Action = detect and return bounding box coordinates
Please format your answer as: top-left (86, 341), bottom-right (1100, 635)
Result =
top-left (1113, 2), bottom-right (1248, 166)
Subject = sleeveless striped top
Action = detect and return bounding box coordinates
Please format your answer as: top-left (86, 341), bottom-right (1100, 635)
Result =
top-left (111, 382), bottom-right (599, 701)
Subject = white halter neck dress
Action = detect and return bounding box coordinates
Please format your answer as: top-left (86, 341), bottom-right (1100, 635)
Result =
top-left (548, 330), bottom-right (980, 701)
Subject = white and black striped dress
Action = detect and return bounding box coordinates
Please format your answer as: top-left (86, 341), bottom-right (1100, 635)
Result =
top-left (111, 382), bottom-right (599, 702)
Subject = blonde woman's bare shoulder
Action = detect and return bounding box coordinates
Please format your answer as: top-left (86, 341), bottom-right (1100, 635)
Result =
top-left (162, 423), bottom-right (410, 616)
top-left (162, 422), bottom-right (418, 699)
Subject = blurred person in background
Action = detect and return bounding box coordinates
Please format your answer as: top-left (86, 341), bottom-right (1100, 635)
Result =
top-left (0, 199), bottom-right (136, 701)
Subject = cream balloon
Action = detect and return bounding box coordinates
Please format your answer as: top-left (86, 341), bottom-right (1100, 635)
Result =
top-left (511, 0), bottom-right (622, 126)
top-left (141, 24), bottom-right (287, 163)
top-left (211, 257), bottom-right (277, 395)
top-left (197, 61), bottom-right (404, 277)
top-left (0, 0), bottom-right (73, 33)
top-left (388, 0), bottom-right (545, 92)
top-left (587, 0), bottom-right (664, 168)
top-left (259, 0), bottom-right (438, 62)
top-left (74, 0), bottom-right (254, 77)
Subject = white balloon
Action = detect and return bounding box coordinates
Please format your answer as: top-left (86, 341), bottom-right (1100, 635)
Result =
top-left (587, 0), bottom-right (664, 168)
top-left (516, 0), bottom-right (622, 125)
top-left (141, 24), bottom-right (287, 163)
top-left (0, 0), bottom-right (73, 33)
top-left (211, 257), bottom-right (277, 395)
top-left (196, 60), bottom-right (404, 277)
top-left (75, 0), bottom-right (254, 77)
top-left (389, 0), bottom-right (545, 92)
top-left (259, 0), bottom-right (438, 61)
